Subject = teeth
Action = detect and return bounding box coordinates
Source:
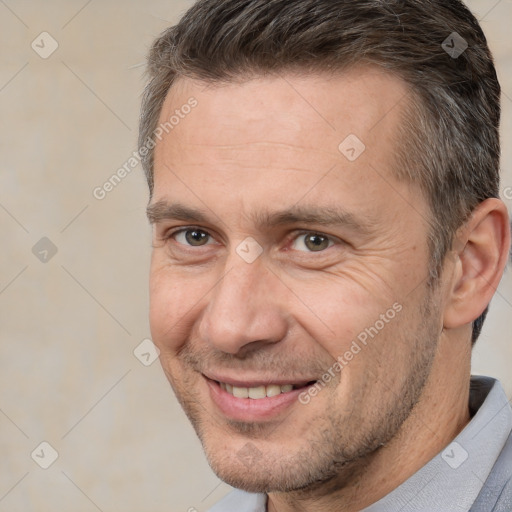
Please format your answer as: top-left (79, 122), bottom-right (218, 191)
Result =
top-left (248, 385), bottom-right (267, 399)
top-left (232, 386), bottom-right (249, 398)
top-left (220, 382), bottom-right (300, 399)
top-left (266, 384), bottom-right (282, 397)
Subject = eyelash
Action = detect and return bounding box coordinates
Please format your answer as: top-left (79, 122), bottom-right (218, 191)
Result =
top-left (163, 226), bottom-right (338, 252)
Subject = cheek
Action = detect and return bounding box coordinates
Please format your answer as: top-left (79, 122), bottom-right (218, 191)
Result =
top-left (149, 264), bottom-right (197, 352)
top-left (290, 270), bottom-right (400, 358)
top-left (148, 257), bottom-right (224, 352)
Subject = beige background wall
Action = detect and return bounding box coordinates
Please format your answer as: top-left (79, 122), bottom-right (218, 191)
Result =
top-left (0, 1), bottom-right (511, 510)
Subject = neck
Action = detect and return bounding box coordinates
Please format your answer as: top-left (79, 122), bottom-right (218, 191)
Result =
top-left (267, 333), bottom-right (471, 512)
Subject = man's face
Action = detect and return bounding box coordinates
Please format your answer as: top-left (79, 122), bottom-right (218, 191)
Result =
top-left (149, 68), bottom-right (444, 492)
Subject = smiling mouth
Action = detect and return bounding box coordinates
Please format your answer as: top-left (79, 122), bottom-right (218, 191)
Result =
top-left (216, 380), bottom-right (317, 399)
top-left (203, 376), bottom-right (320, 421)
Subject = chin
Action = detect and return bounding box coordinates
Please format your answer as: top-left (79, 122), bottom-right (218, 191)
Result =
top-left (200, 435), bottom-right (287, 492)
top-left (201, 434), bottom-right (351, 495)
top-left (207, 458), bottom-right (296, 494)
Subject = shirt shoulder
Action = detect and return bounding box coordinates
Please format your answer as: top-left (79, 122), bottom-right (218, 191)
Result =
top-left (470, 429), bottom-right (512, 511)
top-left (207, 489), bottom-right (267, 512)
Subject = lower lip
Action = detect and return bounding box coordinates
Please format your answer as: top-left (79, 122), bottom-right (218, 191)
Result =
top-left (205, 378), bottom-right (312, 422)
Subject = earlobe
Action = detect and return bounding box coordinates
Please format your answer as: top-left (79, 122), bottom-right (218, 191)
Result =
top-left (443, 198), bottom-right (511, 331)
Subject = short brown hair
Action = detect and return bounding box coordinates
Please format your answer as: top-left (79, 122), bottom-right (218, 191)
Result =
top-left (139, 0), bottom-right (501, 345)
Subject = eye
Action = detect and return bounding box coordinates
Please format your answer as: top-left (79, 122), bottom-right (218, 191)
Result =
top-left (172, 228), bottom-right (213, 247)
top-left (291, 232), bottom-right (334, 252)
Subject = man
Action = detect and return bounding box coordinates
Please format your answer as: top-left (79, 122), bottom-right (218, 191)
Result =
top-left (139, 0), bottom-right (512, 510)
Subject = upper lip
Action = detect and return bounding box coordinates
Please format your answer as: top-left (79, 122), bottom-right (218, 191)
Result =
top-left (203, 372), bottom-right (317, 388)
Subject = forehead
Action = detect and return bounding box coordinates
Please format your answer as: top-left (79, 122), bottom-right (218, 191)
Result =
top-left (151, 67), bottom-right (421, 227)
top-left (158, 66), bottom-right (410, 144)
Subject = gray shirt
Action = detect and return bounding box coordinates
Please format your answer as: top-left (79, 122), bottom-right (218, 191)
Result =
top-left (207, 376), bottom-right (512, 512)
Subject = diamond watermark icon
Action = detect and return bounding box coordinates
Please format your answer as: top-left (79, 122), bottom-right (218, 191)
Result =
top-left (134, 338), bottom-right (160, 366)
top-left (31, 441), bottom-right (59, 469)
top-left (338, 134), bottom-right (366, 162)
top-left (442, 32), bottom-right (468, 59)
top-left (441, 441), bottom-right (468, 469)
top-left (31, 32), bottom-right (59, 59)
top-left (32, 237), bottom-right (58, 263)
top-left (237, 442), bottom-right (263, 468)
top-left (236, 237), bottom-right (263, 264)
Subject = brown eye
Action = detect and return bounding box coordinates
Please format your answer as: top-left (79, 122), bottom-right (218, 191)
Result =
top-left (305, 234), bottom-right (330, 251)
top-left (292, 233), bottom-right (333, 252)
top-left (174, 229), bottom-right (211, 246)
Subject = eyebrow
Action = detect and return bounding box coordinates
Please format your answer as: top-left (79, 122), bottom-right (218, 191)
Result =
top-left (146, 200), bottom-right (373, 234)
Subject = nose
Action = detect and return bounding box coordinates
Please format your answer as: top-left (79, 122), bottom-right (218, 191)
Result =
top-left (197, 254), bottom-right (288, 355)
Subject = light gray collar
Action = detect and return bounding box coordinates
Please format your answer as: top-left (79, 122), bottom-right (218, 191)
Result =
top-left (363, 376), bottom-right (512, 512)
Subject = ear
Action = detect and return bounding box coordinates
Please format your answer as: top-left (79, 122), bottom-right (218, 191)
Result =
top-left (443, 198), bottom-right (511, 330)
